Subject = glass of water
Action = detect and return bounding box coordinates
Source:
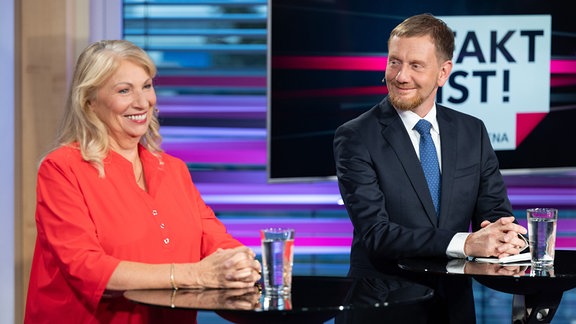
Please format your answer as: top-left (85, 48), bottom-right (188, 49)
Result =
top-left (527, 208), bottom-right (558, 268)
top-left (260, 228), bottom-right (294, 295)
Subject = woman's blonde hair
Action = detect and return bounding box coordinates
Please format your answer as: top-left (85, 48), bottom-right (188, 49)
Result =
top-left (55, 39), bottom-right (163, 177)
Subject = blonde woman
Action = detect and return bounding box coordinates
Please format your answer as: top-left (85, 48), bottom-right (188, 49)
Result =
top-left (25, 40), bottom-right (261, 324)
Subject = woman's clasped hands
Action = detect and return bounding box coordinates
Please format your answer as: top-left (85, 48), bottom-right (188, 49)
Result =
top-left (181, 246), bottom-right (262, 289)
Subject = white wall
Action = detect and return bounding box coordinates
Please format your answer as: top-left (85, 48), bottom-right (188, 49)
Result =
top-left (0, 0), bottom-right (16, 322)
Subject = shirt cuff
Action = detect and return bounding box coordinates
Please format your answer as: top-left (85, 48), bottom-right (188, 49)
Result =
top-left (446, 232), bottom-right (471, 258)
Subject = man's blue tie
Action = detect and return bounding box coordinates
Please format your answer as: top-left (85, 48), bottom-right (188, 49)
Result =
top-left (414, 119), bottom-right (441, 215)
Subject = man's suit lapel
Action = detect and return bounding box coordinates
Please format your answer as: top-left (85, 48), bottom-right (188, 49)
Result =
top-left (437, 107), bottom-right (457, 226)
top-left (377, 100), bottom-right (438, 226)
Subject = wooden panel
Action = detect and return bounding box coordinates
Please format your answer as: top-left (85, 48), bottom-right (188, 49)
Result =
top-left (15, 0), bottom-right (89, 322)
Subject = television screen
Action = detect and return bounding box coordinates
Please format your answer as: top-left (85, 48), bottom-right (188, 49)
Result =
top-left (267, 0), bottom-right (576, 182)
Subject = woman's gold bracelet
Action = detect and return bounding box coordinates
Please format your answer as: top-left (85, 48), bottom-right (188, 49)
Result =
top-left (170, 263), bottom-right (178, 290)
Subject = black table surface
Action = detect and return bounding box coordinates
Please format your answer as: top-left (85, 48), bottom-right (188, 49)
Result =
top-left (124, 275), bottom-right (434, 324)
top-left (398, 249), bottom-right (576, 296)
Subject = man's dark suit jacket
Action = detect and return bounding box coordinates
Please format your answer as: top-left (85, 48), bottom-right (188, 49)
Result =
top-left (333, 96), bottom-right (514, 277)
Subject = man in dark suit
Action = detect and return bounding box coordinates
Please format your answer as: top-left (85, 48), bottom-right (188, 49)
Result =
top-left (333, 14), bottom-right (528, 323)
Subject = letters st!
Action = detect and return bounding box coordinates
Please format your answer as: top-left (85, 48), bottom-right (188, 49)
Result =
top-left (438, 15), bottom-right (551, 150)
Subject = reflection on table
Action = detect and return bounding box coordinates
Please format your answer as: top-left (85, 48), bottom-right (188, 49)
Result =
top-left (333, 275), bottom-right (434, 324)
top-left (124, 285), bottom-right (262, 311)
top-left (398, 249), bottom-right (576, 324)
top-left (124, 275), bottom-right (435, 324)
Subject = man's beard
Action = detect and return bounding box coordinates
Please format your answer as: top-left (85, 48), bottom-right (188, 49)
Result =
top-left (388, 90), bottom-right (424, 111)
